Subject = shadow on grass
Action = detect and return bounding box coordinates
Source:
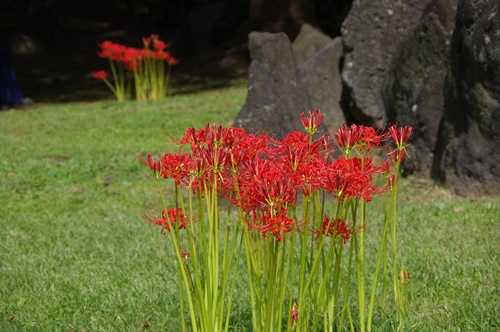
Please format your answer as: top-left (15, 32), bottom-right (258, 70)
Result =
top-left (12, 53), bottom-right (247, 105)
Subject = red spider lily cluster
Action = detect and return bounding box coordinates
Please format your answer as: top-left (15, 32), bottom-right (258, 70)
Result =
top-left (141, 110), bottom-right (412, 243)
top-left (141, 110), bottom-right (413, 331)
top-left (91, 34), bottom-right (178, 101)
top-left (96, 36), bottom-right (178, 72)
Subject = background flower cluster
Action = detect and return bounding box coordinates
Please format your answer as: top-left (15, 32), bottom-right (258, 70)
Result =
top-left (92, 34), bottom-right (177, 101)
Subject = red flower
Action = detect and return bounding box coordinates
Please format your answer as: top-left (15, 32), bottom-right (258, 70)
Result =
top-left (359, 126), bottom-right (389, 152)
top-left (290, 306), bottom-right (299, 326)
top-left (140, 48), bottom-right (152, 60)
top-left (253, 178), bottom-right (298, 211)
top-left (138, 154), bottom-right (163, 175)
top-left (175, 250), bottom-right (190, 259)
top-left (282, 131), bottom-right (310, 149)
top-left (387, 125), bottom-right (413, 164)
top-left (164, 51), bottom-right (179, 66)
top-left (250, 211), bottom-right (295, 242)
top-left (122, 47), bottom-right (141, 71)
top-left (322, 158), bottom-right (353, 199)
top-left (143, 34), bottom-right (161, 49)
top-left (387, 146), bottom-right (408, 164)
top-left (388, 125), bottom-right (413, 148)
top-left (98, 41), bottom-right (126, 61)
top-left (153, 40), bottom-right (170, 51)
top-left (160, 152), bottom-right (192, 185)
top-left (281, 146), bottom-right (327, 196)
top-left (144, 208), bottom-right (187, 234)
top-left (324, 156), bottom-right (390, 201)
top-left (235, 132), bottom-right (268, 162)
top-left (315, 216), bottom-right (352, 244)
top-left (334, 124), bottom-right (363, 154)
top-left (91, 70), bottom-right (109, 80)
top-left (300, 109), bottom-right (324, 135)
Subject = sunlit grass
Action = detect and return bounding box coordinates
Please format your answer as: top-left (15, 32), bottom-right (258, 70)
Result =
top-left (1, 84), bottom-right (498, 331)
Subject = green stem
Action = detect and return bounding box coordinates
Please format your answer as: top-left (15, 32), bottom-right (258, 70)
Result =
top-left (156, 179), bottom-right (199, 331)
top-left (390, 170), bottom-right (403, 326)
top-left (356, 198), bottom-right (366, 332)
top-left (178, 265), bottom-right (187, 332)
top-left (366, 196), bottom-right (391, 331)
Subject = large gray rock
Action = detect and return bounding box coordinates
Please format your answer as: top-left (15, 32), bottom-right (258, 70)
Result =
top-left (432, 0), bottom-right (500, 196)
top-left (292, 24), bottom-right (333, 67)
top-left (381, 0), bottom-right (457, 177)
top-left (341, 0), bottom-right (438, 126)
top-left (299, 37), bottom-right (345, 132)
top-left (233, 32), bottom-right (312, 136)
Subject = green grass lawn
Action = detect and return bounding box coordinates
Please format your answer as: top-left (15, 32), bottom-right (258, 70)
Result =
top-left (1, 85), bottom-right (498, 331)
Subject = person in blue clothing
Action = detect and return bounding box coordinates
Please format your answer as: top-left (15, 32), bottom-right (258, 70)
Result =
top-left (0, 40), bottom-right (32, 110)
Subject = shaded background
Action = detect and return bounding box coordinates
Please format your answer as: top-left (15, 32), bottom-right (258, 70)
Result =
top-left (0, 0), bottom-right (353, 103)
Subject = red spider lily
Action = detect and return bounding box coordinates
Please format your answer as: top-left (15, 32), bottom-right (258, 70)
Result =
top-left (191, 147), bottom-right (234, 194)
top-left (233, 132), bottom-right (269, 162)
top-left (359, 125), bottom-right (390, 152)
top-left (160, 152), bottom-right (192, 185)
top-left (318, 134), bottom-right (336, 158)
top-left (349, 157), bottom-right (390, 200)
top-left (98, 41), bottom-right (127, 61)
top-left (334, 124), bottom-right (364, 153)
top-left (174, 250), bottom-right (191, 259)
top-left (165, 52), bottom-right (179, 66)
top-left (179, 123), bottom-right (231, 153)
top-left (250, 210), bottom-right (295, 241)
top-left (224, 128), bottom-right (251, 166)
top-left (315, 216), bottom-right (352, 244)
top-left (91, 70), bottom-right (109, 80)
top-left (321, 157), bottom-right (387, 201)
top-left (143, 34), bottom-right (160, 46)
top-left (196, 145), bottom-right (231, 172)
top-left (282, 145), bottom-right (311, 172)
top-left (322, 158), bottom-right (354, 199)
top-left (387, 146), bottom-right (408, 164)
top-left (137, 154), bottom-right (163, 175)
top-left (143, 208), bottom-right (188, 234)
top-left (388, 125), bottom-right (413, 148)
top-left (139, 48), bottom-right (152, 60)
top-left (290, 305), bottom-right (299, 326)
top-left (387, 125), bottom-right (412, 165)
top-left (178, 126), bottom-right (208, 152)
top-left (236, 157), bottom-right (298, 211)
top-left (142, 34), bottom-right (162, 50)
top-left (281, 149), bottom-right (327, 196)
top-left (152, 49), bottom-right (166, 61)
top-left (277, 132), bottom-right (323, 167)
top-left (234, 158), bottom-right (270, 211)
top-left (122, 47), bottom-right (141, 71)
top-left (222, 127), bottom-right (246, 151)
top-left (253, 178), bottom-right (298, 211)
top-left (204, 124), bottom-right (230, 147)
top-left (300, 109), bottom-right (324, 135)
top-left (153, 40), bottom-right (170, 51)
top-left (281, 131), bottom-right (310, 150)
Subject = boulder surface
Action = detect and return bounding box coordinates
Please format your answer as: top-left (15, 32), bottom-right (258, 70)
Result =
top-left (432, 0), bottom-right (500, 196)
top-left (234, 32), bottom-right (312, 136)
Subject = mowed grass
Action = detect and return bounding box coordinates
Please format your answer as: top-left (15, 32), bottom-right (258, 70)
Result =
top-left (1, 84), bottom-right (499, 331)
